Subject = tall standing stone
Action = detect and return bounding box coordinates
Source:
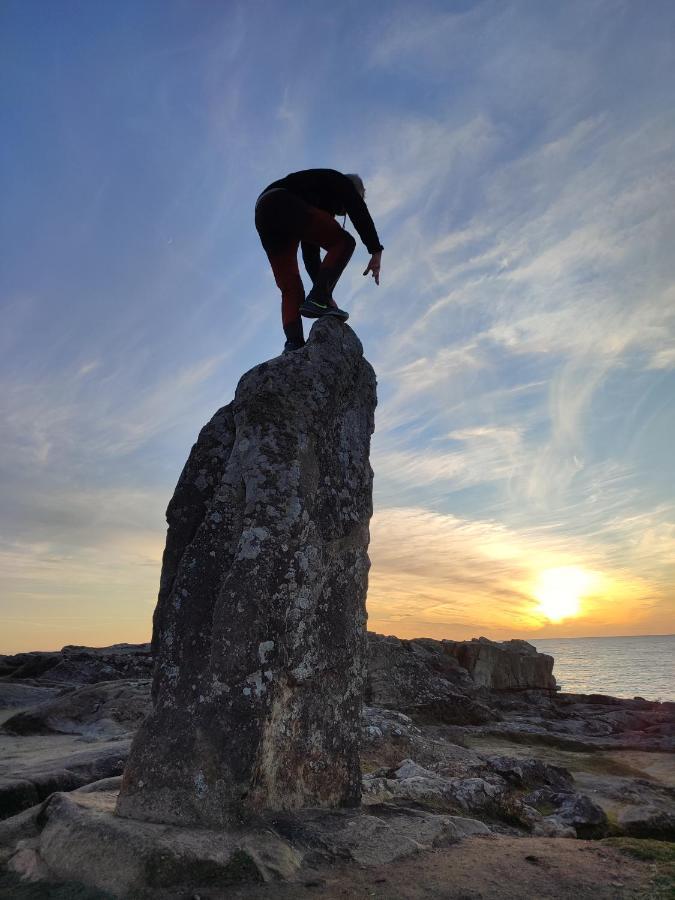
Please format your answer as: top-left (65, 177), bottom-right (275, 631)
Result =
top-left (116, 318), bottom-right (376, 827)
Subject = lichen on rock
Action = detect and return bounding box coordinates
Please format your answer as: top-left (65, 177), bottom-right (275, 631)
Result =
top-left (116, 318), bottom-right (377, 827)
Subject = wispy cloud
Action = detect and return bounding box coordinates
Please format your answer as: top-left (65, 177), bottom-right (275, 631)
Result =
top-left (0, 351), bottom-right (227, 470)
top-left (1, 1), bottom-right (673, 651)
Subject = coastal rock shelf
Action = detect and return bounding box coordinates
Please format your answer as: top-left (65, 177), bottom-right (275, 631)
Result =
top-left (1, 632), bottom-right (673, 896)
top-left (2, 634), bottom-right (672, 835)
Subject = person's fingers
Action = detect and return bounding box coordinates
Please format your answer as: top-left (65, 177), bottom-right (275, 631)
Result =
top-left (362, 261), bottom-right (381, 282)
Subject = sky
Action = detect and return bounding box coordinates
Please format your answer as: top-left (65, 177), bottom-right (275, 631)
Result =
top-left (1, 0), bottom-right (674, 653)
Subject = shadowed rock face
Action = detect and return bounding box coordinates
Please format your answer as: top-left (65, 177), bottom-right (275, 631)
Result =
top-left (116, 318), bottom-right (377, 827)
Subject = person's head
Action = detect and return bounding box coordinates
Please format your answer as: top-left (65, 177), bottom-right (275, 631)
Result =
top-left (345, 173), bottom-right (365, 198)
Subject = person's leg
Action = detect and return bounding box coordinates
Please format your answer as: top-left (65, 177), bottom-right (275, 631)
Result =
top-left (255, 191), bottom-right (307, 347)
top-left (300, 207), bottom-right (356, 304)
top-left (267, 245), bottom-right (305, 346)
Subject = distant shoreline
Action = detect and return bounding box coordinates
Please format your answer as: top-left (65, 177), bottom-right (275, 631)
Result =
top-left (2, 632), bottom-right (674, 657)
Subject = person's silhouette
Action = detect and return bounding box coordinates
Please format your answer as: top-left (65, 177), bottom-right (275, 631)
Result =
top-left (255, 169), bottom-right (383, 352)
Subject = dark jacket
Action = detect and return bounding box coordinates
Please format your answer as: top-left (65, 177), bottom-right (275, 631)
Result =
top-left (262, 168), bottom-right (384, 257)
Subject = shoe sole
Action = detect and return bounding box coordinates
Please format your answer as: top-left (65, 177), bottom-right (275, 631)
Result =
top-left (301, 306), bottom-right (349, 321)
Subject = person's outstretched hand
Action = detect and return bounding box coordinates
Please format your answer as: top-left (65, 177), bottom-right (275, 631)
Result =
top-left (363, 251), bottom-right (382, 285)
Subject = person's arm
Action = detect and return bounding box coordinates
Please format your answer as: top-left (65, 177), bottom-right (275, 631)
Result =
top-left (341, 181), bottom-right (384, 256)
top-left (301, 241), bottom-right (322, 284)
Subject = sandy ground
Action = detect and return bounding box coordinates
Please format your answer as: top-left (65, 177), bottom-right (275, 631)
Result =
top-left (1, 835), bottom-right (669, 900)
top-left (177, 836), bottom-right (667, 900)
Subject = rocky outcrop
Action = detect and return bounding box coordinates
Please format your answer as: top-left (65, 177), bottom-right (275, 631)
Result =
top-left (116, 318), bottom-right (377, 827)
top-left (362, 756), bottom-right (607, 839)
top-left (366, 633), bottom-right (497, 724)
top-left (0, 644), bottom-right (152, 686)
top-left (443, 637), bottom-right (556, 691)
top-left (617, 804), bottom-right (675, 840)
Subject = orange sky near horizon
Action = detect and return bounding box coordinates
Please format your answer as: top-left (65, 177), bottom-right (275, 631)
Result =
top-left (366, 507), bottom-right (674, 643)
top-left (2, 504), bottom-right (672, 655)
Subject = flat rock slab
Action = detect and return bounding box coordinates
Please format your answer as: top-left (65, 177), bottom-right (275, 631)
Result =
top-left (0, 738), bottom-right (130, 819)
top-left (0, 684), bottom-right (64, 710)
top-left (261, 803), bottom-right (489, 868)
top-left (4, 788), bottom-right (489, 898)
top-left (2, 680), bottom-right (151, 738)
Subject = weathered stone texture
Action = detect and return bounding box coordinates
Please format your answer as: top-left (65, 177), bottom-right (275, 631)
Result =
top-left (116, 318), bottom-right (376, 827)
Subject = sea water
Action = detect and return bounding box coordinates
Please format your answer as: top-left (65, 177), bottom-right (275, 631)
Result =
top-left (531, 634), bottom-right (674, 702)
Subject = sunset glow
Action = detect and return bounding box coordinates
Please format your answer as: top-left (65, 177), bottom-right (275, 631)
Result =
top-left (533, 567), bottom-right (594, 623)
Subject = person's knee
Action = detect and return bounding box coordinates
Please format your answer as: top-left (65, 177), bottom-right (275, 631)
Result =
top-left (343, 231), bottom-right (356, 254)
top-left (338, 231), bottom-right (356, 262)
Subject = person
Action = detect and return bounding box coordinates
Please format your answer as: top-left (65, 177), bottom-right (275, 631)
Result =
top-left (255, 168), bottom-right (383, 352)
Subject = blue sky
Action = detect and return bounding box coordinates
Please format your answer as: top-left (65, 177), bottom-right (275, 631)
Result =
top-left (2, 0), bottom-right (674, 651)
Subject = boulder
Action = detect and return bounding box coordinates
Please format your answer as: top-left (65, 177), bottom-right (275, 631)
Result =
top-left (550, 792), bottom-right (608, 837)
top-left (0, 803), bottom-right (43, 865)
top-left (617, 804), bottom-right (675, 840)
top-left (361, 708), bottom-right (488, 779)
top-left (443, 637), bottom-right (556, 691)
top-left (116, 318), bottom-right (377, 827)
top-left (485, 755), bottom-right (573, 791)
top-left (522, 788), bottom-right (608, 838)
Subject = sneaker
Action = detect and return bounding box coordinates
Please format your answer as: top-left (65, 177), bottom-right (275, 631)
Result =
top-left (300, 298), bottom-right (349, 321)
top-left (283, 339), bottom-right (305, 353)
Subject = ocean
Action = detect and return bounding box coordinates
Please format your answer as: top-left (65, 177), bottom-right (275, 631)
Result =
top-left (531, 634), bottom-right (675, 702)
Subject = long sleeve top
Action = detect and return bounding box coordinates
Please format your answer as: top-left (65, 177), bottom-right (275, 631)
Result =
top-left (262, 169), bottom-right (384, 263)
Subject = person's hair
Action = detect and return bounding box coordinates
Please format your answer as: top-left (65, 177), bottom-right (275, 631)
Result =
top-left (345, 173), bottom-right (365, 198)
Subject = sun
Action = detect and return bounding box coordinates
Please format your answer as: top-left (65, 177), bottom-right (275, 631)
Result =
top-left (533, 567), bottom-right (594, 623)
